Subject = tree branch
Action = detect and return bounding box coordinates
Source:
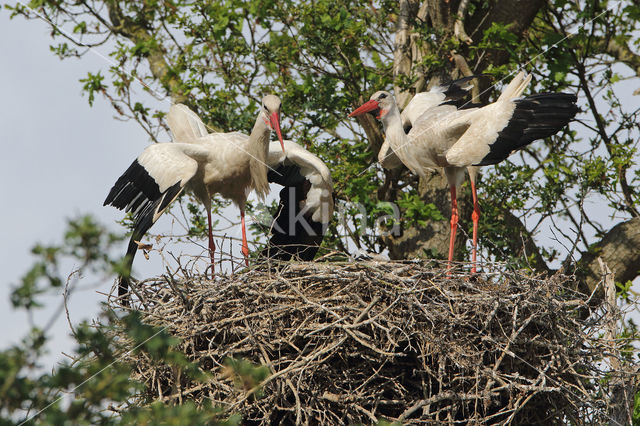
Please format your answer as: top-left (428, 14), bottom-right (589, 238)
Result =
top-left (105, 2), bottom-right (188, 104)
top-left (572, 52), bottom-right (639, 218)
top-left (602, 38), bottom-right (640, 77)
top-left (454, 0), bottom-right (472, 44)
top-left (475, 0), bottom-right (546, 38)
top-left (500, 211), bottom-right (551, 274)
top-left (571, 217), bottom-right (640, 298)
top-left (469, 0), bottom-right (546, 69)
top-left (393, 0), bottom-right (420, 109)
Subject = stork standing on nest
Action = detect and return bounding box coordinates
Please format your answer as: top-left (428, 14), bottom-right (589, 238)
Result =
top-left (350, 72), bottom-right (578, 273)
top-left (104, 95), bottom-right (284, 298)
top-left (168, 103), bottom-right (334, 262)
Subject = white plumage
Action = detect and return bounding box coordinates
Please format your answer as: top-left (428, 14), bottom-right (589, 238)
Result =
top-left (105, 95), bottom-right (285, 299)
top-left (166, 102), bottom-right (334, 260)
top-left (351, 71), bottom-right (578, 273)
top-left (166, 103), bottom-right (208, 143)
top-left (266, 140), bottom-right (334, 224)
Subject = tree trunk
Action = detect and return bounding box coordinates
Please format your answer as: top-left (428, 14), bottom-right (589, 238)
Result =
top-left (572, 217), bottom-right (640, 298)
top-left (383, 171), bottom-right (472, 261)
top-left (383, 0), bottom-right (548, 264)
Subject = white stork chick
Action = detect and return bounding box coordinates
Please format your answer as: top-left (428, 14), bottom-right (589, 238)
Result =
top-left (104, 95), bottom-right (285, 299)
top-left (350, 72), bottom-right (578, 274)
top-left (167, 103), bottom-right (334, 262)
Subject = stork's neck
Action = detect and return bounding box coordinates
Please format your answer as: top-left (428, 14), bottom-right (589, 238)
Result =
top-left (378, 102), bottom-right (425, 175)
top-left (379, 104), bottom-right (408, 154)
top-left (246, 114), bottom-right (272, 199)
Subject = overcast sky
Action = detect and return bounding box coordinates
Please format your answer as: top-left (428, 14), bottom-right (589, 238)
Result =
top-left (0, 11), bottom-right (200, 365)
top-left (0, 13), bottom-right (126, 355)
top-left (0, 8), bottom-right (262, 369)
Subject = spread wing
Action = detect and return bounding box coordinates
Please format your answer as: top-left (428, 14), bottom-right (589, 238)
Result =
top-left (167, 103), bottom-right (209, 141)
top-left (104, 143), bottom-right (207, 296)
top-left (401, 75), bottom-right (481, 131)
top-left (385, 76), bottom-right (481, 172)
top-left (444, 72), bottom-right (577, 167)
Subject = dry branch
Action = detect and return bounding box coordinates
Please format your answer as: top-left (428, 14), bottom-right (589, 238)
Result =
top-left (110, 261), bottom-right (636, 424)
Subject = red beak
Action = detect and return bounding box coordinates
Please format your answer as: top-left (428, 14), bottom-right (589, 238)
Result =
top-left (270, 111), bottom-right (285, 153)
top-left (349, 99), bottom-right (380, 117)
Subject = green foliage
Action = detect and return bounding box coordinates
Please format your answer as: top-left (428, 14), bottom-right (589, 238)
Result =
top-left (79, 72), bottom-right (106, 107)
top-left (187, 201), bottom-right (210, 237)
top-left (11, 216), bottom-right (122, 310)
top-left (1, 219), bottom-right (259, 424)
top-left (479, 22), bottom-right (519, 52)
top-left (617, 280), bottom-right (635, 303)
top-left (13, 0), bottom-right (631, 265)
top-left (376, 419), bottom-right (402, 426)
top-left (3, 0), bottom-right (640, 419)
top-left (14, 0), bottom-right (635, 262)
top-left (121, 401), bottom-right (241, 426)
top-left (397, 193), bottom-right (445, 226)
top-left (0, 309), bottom-right (237, 424)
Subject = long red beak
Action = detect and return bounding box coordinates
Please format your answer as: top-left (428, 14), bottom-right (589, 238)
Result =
top-left (270, 111), bottom-right (285, 153)
top-left (349, 99), bottom-right (380, 117)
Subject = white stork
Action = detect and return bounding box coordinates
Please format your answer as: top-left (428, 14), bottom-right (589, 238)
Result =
top-left (104, 95), bottom-right (285, 298)
top-left (167, 103), bottom-right (334, 262)
top-left (262, 139), bottom-right (334, 260)
top-left (349, 71), bottom-right (578, 273)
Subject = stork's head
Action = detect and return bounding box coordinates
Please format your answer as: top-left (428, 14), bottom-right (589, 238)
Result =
top-left (261, 94), bottom-right (285, 152)
top-left (349, 91), bottom-right (394, 120)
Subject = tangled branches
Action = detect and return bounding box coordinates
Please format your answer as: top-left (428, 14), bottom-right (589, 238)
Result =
top-left (111, 261), bottom-right (636, 424)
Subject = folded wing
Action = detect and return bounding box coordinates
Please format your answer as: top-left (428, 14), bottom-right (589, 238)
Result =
top-left (165, 103), bottom-right (335, 262)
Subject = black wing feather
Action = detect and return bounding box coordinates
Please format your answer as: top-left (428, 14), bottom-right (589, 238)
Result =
top-left (440, 74), bottom-right (490, 109)
top-left (263, 165), bottom-right (327, 262)
top-left (476, 93), bottom-right (579, 166)
top-left (105, 159), bottom-right (184, 298)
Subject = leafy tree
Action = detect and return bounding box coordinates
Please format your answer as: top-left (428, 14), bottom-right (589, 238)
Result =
top-left (3, 0), bottom-right (640, 419)
top-left (7, 0), bottom-right (639, 296)
top-left (1, 219), bottom-right (254, 424)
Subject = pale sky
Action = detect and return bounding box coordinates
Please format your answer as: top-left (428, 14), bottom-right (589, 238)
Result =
top-left (0, 9), bottom-right (262, 368)
top-left (0, 12), bottom-right (210, 365)
top-left (0, 13), bottom-right (134, 357)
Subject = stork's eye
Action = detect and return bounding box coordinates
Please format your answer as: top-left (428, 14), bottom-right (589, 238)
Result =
top-left (378, 93), bottom-right (387, 100)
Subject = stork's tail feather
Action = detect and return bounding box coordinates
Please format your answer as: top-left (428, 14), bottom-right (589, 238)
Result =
top-left (113, 225), bottom-right (146, 305)
top-left (167, 103), bottom-right (208, 141)
top-left (477, 93), bottom-right (579, 166)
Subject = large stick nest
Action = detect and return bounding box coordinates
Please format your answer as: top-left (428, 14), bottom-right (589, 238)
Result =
top-left (111, 261), bottom-right (635, 424)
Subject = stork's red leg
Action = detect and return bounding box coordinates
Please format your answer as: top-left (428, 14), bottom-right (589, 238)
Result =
top-left (240, 209), bottom-right (250, 267)
top-left (447, 185), bottom-right (459, 277)
top-left (206, 207), bottom-right (215, 277)
top-left (470, 179), bottom-right (480, 274)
